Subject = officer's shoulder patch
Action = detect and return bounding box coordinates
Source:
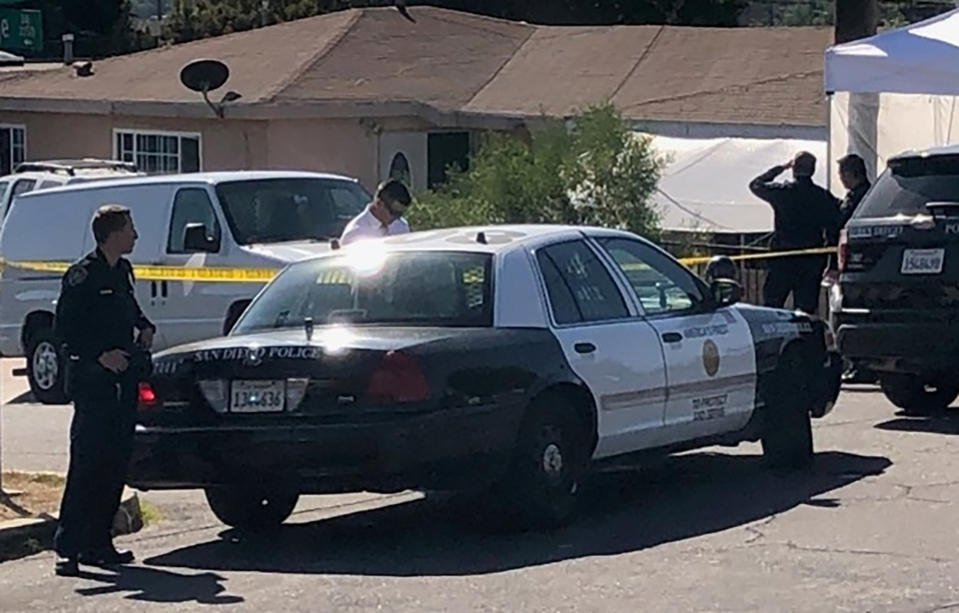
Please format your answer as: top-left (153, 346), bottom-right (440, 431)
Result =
top-left (66, 265), bottom-right (88, 287)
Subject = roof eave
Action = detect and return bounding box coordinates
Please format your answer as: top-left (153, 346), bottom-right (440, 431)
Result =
top-left (0, 96), bottom-right (532, 129)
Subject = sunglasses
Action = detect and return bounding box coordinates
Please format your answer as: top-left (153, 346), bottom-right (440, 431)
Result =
top-left (381, 198), bottom-right (407, 218)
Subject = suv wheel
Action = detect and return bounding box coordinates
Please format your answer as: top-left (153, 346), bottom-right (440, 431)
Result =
top-left (204, 487), bottom-right (298, 532)
top-left (25, 327), bottom-right (68, 404)
top-left (880, 374), bottom-right (959, 416)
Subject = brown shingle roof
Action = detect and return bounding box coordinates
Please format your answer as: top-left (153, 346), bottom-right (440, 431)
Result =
top-left (0, 6), bottom-right (832, 127)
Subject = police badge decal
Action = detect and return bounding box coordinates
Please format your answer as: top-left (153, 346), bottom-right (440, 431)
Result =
top-left (702, 339), bottom-right (720, 377)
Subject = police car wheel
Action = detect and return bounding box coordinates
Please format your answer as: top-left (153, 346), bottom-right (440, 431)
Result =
top-left (880, 374), bottom-right (959, 416)
top-left (204, 487), bottom-right (299, 532)
top-left (762, 349), bottom-right (814, 471)
top-left (491, 395), bottom-right (586, 530)
top-left (25, 329), bottom-right (68, 405)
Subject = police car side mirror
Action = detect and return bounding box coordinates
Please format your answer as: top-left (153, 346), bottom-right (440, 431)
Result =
top-left (183, 223), bottom-right (219, 253)
top-left (710, 278), bottom-right (742, 307)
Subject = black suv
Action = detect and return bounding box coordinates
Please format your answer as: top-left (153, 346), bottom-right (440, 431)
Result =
top-left (832, 146), bottom-right (959, 414)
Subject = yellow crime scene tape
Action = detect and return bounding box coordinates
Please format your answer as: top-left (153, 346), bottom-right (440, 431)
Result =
top-left (0, 245), bottom-right (837, 283)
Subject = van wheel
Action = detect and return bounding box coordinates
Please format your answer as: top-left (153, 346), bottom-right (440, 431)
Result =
top-left (881, 374), bottom-right (959, 416)
top-left (204, 487), bottom-right (298, 532)
top-left (25, 328), bottom-right (68, 404)
top-left (487, 394), bottom-right (587, 530)
top-left (762, 349), bottom-right (814, 470)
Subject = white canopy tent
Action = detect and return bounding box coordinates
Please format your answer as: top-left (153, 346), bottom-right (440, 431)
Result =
top-left (642, 134), bottom-right (827, 235)
top-left (824, 8), bottom-right (959, 189)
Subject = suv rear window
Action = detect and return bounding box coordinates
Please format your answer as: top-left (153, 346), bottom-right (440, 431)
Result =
top-left (857, 155), bottom-right (959, 218)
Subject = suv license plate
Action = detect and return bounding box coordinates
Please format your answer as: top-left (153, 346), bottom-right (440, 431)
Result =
top-left (230, 380), bottom-right (285, 412)
top-left (901, 248), bottom-right (945, 275)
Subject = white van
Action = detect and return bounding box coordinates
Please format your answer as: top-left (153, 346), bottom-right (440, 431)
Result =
top-left (0, 159), bottom-right (141, 220)
top-left (0, 170), bottom-right (371, 403)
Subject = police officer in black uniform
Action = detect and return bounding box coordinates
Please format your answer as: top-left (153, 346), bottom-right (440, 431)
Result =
top-left (834, 153), bottom-right (876, 384)
top-left (749, 151), bottom-right (842, 315)
top-left (52, 204), bottom-right (155, 576)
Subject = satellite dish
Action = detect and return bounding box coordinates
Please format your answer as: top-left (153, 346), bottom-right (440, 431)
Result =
top-left (180, 59), bottom-right (229, 93)
top-left (179, 59), bottom-right (241, 118)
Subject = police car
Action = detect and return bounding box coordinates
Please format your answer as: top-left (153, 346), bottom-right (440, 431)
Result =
top-left (128, 225), bottom-right (842, 531)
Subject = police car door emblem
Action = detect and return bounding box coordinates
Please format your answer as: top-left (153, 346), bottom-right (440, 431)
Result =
top-left (702, 340), bottom-right (720, 377)
top-left (243, 347), bottom-right (264, 367)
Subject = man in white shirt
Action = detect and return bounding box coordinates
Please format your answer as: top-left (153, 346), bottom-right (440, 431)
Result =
top-left (339, 179), bottom-right (412, 246)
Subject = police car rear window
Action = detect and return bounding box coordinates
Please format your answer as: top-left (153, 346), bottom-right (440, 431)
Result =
top-left (233, 251), bottom-right (493, 331)
top-left (857, 155), bottom-right (959, 219)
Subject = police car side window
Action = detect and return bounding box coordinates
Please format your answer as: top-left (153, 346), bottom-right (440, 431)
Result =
top-left (597, 237), bottom-right (706, 317)
top-left (536, 240), bottom-right (629, 325)
top-left (167, 188), bottom-right (222, 254)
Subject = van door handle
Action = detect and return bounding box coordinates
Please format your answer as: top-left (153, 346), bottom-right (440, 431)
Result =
top-left (662, 332), bottom-right (683, 344)
top-left (150, 281), bottom-right (157, 298)
top-left (161, 281), bottom-right (168, 298)
top-left (574, 342), bottom-right (596, 354)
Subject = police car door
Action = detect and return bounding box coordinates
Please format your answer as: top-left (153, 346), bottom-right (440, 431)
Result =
top-left (591, 236), bottom-right (757, 442)
top-left (532, 238), bottom-right (669, 458)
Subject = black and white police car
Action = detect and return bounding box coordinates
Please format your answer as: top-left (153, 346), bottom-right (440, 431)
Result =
top-left (128, 225), bottom-right (842, 531)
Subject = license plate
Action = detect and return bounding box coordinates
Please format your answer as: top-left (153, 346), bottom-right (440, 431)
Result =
top-left (230, 380), bottom-right (285, 412)
top-left (901, 248), bottom-right (945, 275)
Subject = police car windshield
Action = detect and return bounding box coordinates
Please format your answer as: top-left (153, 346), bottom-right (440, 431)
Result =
top-left (233, 251), bottom-right (494, 332)
top-left (857, 155), bottom-right (959, 219)
top-left (216, 178), bottom-right (370, 245)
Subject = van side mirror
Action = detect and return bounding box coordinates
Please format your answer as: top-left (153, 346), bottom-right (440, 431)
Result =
top-left (710, 278), bottom-right (742, 307)
top-left (183, 223), bottom-right (218, 253)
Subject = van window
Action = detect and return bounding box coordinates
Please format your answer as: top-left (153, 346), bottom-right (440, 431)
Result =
top-left (11, 178), bottom-right (35, 199)
top-left (857, 155), bottom-right (959, 219)
top-left (215, 178), bottom-right (370, 245)
top-left (167, 188), bottom-right (221, 253)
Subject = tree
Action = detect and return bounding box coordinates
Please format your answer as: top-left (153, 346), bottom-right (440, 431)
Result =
top-left (164, 0), bottom-right (747, 44)
top-left (406, 104), bottom-right (665, 239)
top-left (9, 1), bottom-right (139, 57)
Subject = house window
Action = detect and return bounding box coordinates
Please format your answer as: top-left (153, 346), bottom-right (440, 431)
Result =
top-left (114, 129), bottom-right (201, 175)
top-left (0, 125), bottom-right (26, 175)
top-left (389, 152), bottom-right (412, 186)
top-left (428, 131), bottom-right (470, 188)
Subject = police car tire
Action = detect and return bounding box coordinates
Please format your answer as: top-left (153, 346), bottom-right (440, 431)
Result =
top-left (880, 374), bottom-right (959, 416)
top-left (491, 395), bottom-right (586, 530)
top-left (25, 329), bottom-right (68, 405)
top-left (204, 487), bottom-right (299, 532)
top-left (761, 349), bottom-right (814, 470)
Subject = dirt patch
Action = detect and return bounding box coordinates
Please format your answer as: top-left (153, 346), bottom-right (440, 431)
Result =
top-left (0, 471), bottom-right (64, 521)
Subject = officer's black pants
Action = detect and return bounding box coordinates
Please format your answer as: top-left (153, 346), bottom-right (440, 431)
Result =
top-left (763, 255), bottom-right (826, 315)
top-left (54, 380), bottom-right (136, 558)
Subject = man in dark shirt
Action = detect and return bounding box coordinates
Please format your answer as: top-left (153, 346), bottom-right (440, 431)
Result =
top-left (749, 151), bottom-right (842, 315)
top-left (835, 153), bottom-right (876, 384)
top-left (838, 153), bottom-right (871, 227)
top-left (52, 204), bottom-right (155, 576)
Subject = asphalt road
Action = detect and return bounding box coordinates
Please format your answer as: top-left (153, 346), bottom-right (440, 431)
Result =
top-left (2, 357), bottom-right (959, 612)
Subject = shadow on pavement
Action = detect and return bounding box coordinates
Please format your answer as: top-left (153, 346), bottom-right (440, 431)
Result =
top-left (875, 411), bottom-right (959, 436)
top-left (145, 450), bottom-right (890, 578)
top-left (73, 565), bottom-right (243, 605)
top-left (5, 391), bottom-right (36, 405)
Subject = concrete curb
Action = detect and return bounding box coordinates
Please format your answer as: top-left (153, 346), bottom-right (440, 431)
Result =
top-left (0, 486), bottom-right (143, 561)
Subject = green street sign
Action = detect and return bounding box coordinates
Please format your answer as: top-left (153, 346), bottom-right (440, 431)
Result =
top-left (0, 9), bottom-right (41, 51)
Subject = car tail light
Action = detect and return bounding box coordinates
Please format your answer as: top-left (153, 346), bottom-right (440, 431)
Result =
top-left (365, 351), bottom-right (430, 404)
top-left (837, 229), bottom-right (849, 272)
top-left (137, 381), bottom-right (158, 409)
